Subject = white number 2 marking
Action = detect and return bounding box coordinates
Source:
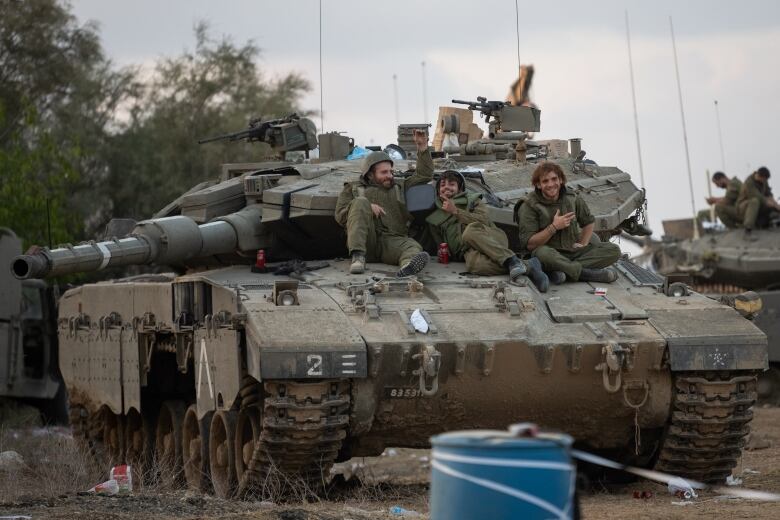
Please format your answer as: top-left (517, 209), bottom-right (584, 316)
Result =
top-left (307, 354), bottom-right (323, 376)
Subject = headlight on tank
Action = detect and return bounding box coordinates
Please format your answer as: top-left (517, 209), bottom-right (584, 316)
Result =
top-left (272, 280), bottom-right (299, 306)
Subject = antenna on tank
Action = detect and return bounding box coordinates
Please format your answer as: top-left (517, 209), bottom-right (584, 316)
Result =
top-left (421, 61), bottom-right (428, 124)
top-left (669, 16), bottom-right (698, 240)
top-left (714, 100), bottom-right (726, 171)
top-left (514, 0), bottom-right (521, 73)
top-left (393, 73), bottom-right (400, 128)
top-left (319, 0), bottom-right (325, 133)
top-left (624, 11), bottom-right (646, 193)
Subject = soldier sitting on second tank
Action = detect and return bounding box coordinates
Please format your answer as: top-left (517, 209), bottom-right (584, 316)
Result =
top-left (335, 129), bottom-right (431, 276)
top-left (738, 166), bottom-right (780, 234)
top-left (421, 165), bottom-right (550, 292)
top-left (517, 161), bottom-right (621, 284)
top-left (703, 171), bottom-right (741, 229)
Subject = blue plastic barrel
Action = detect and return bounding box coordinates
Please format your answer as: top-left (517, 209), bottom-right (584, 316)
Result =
top-left (430, 428), bottom-right (575, 520)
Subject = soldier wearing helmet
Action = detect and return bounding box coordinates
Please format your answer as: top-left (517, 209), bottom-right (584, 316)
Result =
top-left (422, 168), bottom-right (549, 292)
top-left (335, 130), bottom-right (432, 275)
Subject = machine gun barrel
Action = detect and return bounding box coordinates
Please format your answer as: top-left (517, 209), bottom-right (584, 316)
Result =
top-left (11, 208), bottom-right (262, 280)
top-left (198, 128), bottom-right (256, 144)
top-left (451, 99), bottom-right (486, 108)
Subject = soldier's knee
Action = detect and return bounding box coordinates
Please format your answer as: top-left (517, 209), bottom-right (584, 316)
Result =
top-left (602, 242), bottom-right (621, 263)
top-left (532, 245), bottom-right (556, 261)
top-left (461, 223), bottom-right (483, 245)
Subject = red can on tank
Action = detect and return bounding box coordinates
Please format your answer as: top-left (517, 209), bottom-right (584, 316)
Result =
top-left (437, 243), bottom-right (450, 264)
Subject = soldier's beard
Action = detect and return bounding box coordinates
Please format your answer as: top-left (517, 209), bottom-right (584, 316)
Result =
top-left (372, 177), bottom-right (394, 189)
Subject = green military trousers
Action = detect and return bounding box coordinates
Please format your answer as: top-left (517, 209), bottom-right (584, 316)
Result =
top-left (346, 196), bottom-right (422, 266)
top-left (532, 242), bottom-right (621, 281)
top-left (714, 203), bottom-right (740, 229)
top-left (739, 199), bottom-right (762, 229)
top-left (460, 223), bottom-right (515, 275)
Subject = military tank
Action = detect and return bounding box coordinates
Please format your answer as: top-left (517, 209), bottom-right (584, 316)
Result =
top-left (647, 217), bottom-right (780, 399)
top-left (10, 104), bottom-right (767, 498)
top-left (0, 228), bottom-right (66, 423)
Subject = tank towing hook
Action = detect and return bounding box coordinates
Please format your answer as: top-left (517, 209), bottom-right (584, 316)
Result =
top-left (595, 343), bottom-right (631, 393)
top-left (413, 345), bottom-right (441, 397)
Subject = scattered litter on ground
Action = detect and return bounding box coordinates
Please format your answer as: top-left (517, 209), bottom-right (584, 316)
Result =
top-left (389, 505), bottom-right (420, 517)
top-left (743, 468), bottom-right (761, 475)
top-left (110, 464), bottom-right (133, 493)
top-left (726, 475), bottom-right (743, 486)
top-left (667, 477), bottom-right (697, 500)
top-left (85, 478), bottom-right (119, 495)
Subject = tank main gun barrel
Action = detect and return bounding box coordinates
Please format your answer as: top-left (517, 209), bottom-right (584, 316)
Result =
top-left (11, 207), bottom-right (263, 280)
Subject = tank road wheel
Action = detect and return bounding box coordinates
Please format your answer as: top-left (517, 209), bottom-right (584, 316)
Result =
top-left (102, 411), bottom-right (125, 465)
top-left (235, 406), bottom-right (262, 489)
top-left (125, 409), bottom-right (153, 482)
top-left (655, 371), bottom-right (757, 483)
top-left (155, 400), bottom-right (186, 485)
top-left (182, 405), bottom-right (212, 493)
top-left (209, 410), bottom-right (238, 498)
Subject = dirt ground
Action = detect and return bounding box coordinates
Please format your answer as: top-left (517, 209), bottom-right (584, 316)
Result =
top-left (2, 407), bottom-right (780, 519)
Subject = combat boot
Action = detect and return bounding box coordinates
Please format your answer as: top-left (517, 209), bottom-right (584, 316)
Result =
top-left (397, 252), bottom-right (429, 277)
top-left (350, 251), bottom-right (366, 274)
top-left (525, 257), bottom-right (549, 293)
top-left (548, 271), bottom-right (566, 285)
top-left (579, 267), bottom-right (618, 283)
top-left (505, 256), bottom-right (527, 281)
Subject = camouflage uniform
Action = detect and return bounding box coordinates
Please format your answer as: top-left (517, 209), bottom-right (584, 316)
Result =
top-left (517, 188), bottom-right (620, 281)
top-left (738, 174), bottom-right (774, 229)
top-left (715, 176), bottom-right (742, 228)
top-left (335, 150), bottom-right (432, 266)
top-left (425, 192), bottom-right (515, 275)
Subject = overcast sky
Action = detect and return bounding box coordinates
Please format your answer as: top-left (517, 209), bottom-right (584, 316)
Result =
top-left (71, 0), bottom-right (780, 236)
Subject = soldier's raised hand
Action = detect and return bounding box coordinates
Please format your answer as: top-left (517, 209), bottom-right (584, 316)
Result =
top-left (552, 209), bottom-right (575, 230)
top-left (442, 197), bottom-right (458, 215)
top-left (413, 129), bottom-right (428, 151)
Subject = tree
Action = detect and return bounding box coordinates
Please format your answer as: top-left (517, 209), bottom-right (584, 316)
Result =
top-left (104, 23), bottom-right (311, 221)
top-left (0, 0), bottom-right (135, 246)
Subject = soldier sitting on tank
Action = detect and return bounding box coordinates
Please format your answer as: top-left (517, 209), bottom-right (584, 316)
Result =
top-left (702, 171), bottom-right (741, 229)
top-left (335, 129), bottom-right (431, 276)
top-left (517, 161), bottom-right (621, 284)
top-left (738, 167), bottom-right (780, 235)
top-left (421, 167), bottom-right (550, 292)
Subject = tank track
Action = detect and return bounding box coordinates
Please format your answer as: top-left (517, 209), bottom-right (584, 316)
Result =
top-left (654, 371), bottom-right (757, 483)
top-left (237, 379), bottom-right (350, 497)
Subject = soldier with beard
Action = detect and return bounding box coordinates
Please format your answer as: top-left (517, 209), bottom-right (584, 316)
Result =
top-left (335, 130), bottom-right (431, 276)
